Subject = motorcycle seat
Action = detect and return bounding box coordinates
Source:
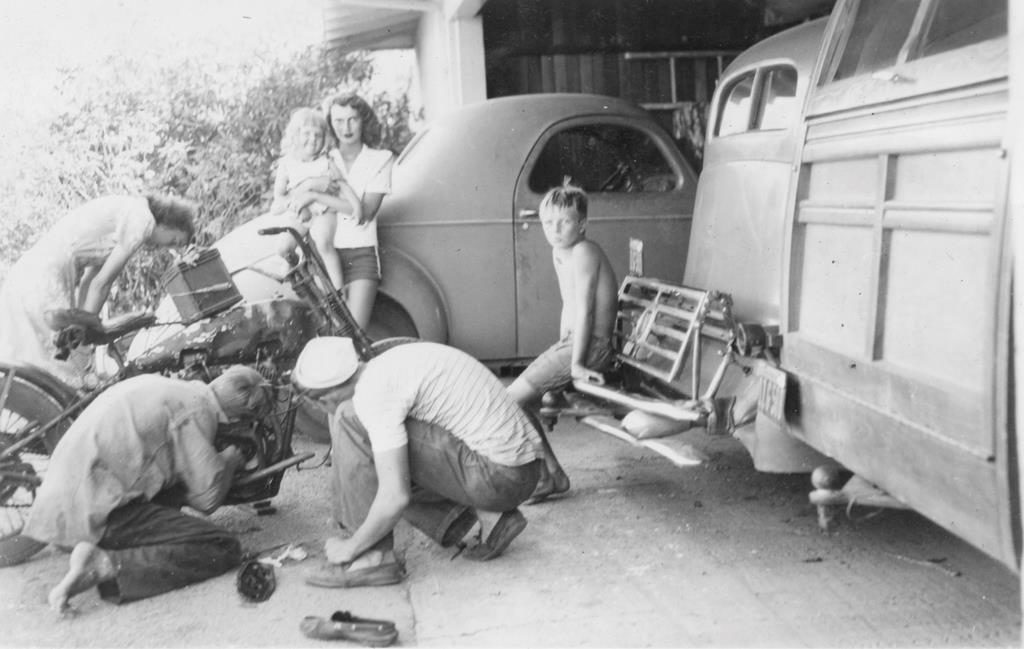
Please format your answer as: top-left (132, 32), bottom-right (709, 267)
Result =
top-left (46, 308), bottom-right (156, 346)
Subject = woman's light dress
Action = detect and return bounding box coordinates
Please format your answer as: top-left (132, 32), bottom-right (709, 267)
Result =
top-left (0, 196), bottom-right (154, 387)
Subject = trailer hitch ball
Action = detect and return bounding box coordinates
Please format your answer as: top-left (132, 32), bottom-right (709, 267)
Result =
top-left (811, 464), bottom-right (849, 490)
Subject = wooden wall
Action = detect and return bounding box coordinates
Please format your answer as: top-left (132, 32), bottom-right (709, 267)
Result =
top-left (480, 0), bottom-right (828, 169)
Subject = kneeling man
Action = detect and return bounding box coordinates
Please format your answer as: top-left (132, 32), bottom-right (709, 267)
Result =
top-left (0, 367), bottom-right (270, 612)
top-left (294, 338), bottom-right (544, 588)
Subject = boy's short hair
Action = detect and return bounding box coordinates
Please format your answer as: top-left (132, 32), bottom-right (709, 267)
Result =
top-left (540, 179), bottom-right (588, 220)
top-left (282, 107), bottom-right (328, 159)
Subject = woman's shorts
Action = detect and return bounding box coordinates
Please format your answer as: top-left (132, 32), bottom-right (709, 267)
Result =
top-left (339, 246), bottom-right (381, 283)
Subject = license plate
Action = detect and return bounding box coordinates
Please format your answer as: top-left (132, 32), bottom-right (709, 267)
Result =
top-left (757, 364), bottom-right (787, 426)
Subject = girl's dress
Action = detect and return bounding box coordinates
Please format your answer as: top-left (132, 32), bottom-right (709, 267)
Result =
top-left (329, 146), bottom-right (394, 251)
top-left (278, 155), bottom-right (336, 218)
top-left (0, 196), bottom-right (155, 388)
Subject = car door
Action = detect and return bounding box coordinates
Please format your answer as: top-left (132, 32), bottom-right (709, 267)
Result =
top-left (512, 116), bottom-right (696, 358)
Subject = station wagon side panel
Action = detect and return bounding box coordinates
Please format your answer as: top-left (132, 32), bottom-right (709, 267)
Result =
top-left (779, 0), bottom-right (1014, 565)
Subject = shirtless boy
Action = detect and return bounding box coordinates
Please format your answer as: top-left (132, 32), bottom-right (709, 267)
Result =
top-left (508, 181), bottom-right (618, 502)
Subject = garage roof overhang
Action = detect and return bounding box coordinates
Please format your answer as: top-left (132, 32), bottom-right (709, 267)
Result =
top-left (322, 0), bottom-right (835, 54)
top-left (323, 0), bottom-right (486, 53)
top-left (323, 1), bottom-right (425, 52)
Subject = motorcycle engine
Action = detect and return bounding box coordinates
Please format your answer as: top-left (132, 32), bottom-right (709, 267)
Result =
top-left (215, 415), bottom-right (291, 505)
top-left (128, 298), bottom-right (317, 377)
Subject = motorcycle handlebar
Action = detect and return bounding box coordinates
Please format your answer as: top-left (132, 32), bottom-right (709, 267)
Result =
top-left (257, 226), bottom-right (300, 239)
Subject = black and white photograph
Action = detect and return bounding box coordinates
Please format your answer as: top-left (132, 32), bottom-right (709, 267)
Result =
top-left (0, 0), bottom-right (1021, 646)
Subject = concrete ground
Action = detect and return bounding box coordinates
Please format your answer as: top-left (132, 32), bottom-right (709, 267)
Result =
top-left (1, 419), bottom-right (1020, 647)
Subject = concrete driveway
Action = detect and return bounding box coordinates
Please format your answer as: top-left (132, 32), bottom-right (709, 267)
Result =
top-left (2, 419), bottom-right (1019, 647)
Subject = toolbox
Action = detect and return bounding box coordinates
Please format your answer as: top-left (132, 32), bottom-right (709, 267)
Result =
top-left (162, 248), bottom-right (243, 324)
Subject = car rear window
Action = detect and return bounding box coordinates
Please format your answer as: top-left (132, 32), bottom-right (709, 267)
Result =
top-left (717, 72), bottom-right (755, 137)
top-left (714, 65), bottom-right (798, 137)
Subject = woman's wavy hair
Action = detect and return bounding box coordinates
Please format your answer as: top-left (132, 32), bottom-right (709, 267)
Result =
top-left (281, 107), bottom-right (329, 159)
top-left (322, 92), bottom-right (382, 148)
top-left (146, 194), bottom-right (196, 241)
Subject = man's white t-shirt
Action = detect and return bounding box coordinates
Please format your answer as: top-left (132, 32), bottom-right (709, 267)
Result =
top-left (351, 342), bottom-right (543, 467)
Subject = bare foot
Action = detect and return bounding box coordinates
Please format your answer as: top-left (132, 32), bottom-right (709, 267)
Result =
top-left (525, 462), bottom-right (570, 505)
top-left (48, 542), bottom-right (116, 613)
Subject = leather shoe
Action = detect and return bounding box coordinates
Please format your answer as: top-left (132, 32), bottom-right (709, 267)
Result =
top-left (463, 509), bottom-right (527, 561)
top-left (304, 560), bottom-right (404, 588)
top-left (300, 611), bottom-right (398, 646)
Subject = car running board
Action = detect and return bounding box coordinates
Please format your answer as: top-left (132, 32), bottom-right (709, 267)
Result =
top-left (580, 414), bottom-right (708, 467)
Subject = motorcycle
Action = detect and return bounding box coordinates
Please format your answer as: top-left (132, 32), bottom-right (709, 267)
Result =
top-left (0, 226), bottom-right (411, 512)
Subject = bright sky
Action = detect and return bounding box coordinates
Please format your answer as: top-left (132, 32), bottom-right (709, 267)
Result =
top-left (0, 0), bottom-right (324, 69)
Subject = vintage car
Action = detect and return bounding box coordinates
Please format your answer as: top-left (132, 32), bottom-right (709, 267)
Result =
top-left (551, 0), bottom-right (1017, 571)
top-left (206, 93), bottom-right (698, 363)
top-left (697, 0), bottom-right (1014, 568)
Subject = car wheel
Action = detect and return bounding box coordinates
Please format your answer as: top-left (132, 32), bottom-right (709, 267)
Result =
top-left (366, 296), bottom-right (418, 340)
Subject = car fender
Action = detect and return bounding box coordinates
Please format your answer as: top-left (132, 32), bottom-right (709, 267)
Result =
top-left (378, 245), bottom-right (449, 344)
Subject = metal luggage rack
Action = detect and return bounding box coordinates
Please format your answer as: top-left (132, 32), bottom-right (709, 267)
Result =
top-left (554, 276), bottom-right (740, 467)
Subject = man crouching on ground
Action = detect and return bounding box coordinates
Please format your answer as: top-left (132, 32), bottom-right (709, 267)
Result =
top-left (0, 366), bottom-right (271, 612)
top-left (293, 338), bottom-right (545, 588)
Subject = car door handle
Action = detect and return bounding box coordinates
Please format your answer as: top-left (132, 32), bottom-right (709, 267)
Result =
top-left (518, 209), bottom-right (538, 219)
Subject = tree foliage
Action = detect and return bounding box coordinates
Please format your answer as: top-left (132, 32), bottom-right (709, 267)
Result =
top-left (0, 46), bottom-right (417, 313)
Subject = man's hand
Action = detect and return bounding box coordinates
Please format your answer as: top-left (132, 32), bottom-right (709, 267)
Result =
top-left (324, 535), bottom-right (359, 565)
top-left (219, 445), bottom-right (246, 474)
top-left (571, 363), bottom-right (605, 385)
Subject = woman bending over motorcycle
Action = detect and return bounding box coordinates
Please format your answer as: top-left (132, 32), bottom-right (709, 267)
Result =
top-left (0, 194), bottom-right (194, 387)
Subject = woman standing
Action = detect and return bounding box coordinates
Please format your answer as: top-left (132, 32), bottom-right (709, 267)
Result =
top-left (0, 194), bottom-right (195, 387)
top-left (322, 93), bottom-right (395, 330)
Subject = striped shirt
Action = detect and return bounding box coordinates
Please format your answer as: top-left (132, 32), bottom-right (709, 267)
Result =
top-left (351, 342), bottom-right (542, 466)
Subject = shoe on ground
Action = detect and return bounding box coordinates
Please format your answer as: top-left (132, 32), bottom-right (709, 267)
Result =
top-left (300, 610), bottom-right (398, 646)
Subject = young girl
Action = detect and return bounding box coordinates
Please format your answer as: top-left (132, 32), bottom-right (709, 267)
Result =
top-left (271, 107), bottom-right (361, 290)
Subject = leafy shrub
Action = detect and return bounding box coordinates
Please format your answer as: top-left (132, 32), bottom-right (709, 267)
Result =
top-left (0, 46), bottom-right (416, 314)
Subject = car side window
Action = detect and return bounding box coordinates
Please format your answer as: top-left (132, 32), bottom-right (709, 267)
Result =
top-left (528, 124), bottom-right (678, 194)
top-left (716, 72), bottom-right (755, 137)
top-left (831, 0), bottom-right (920, 82)
top-left (826, 0), bottom-right (1006, 84)
top-left (913, 0), bottom-right (1007, 59)
top-left (754, 66), bottom-right (798, 131)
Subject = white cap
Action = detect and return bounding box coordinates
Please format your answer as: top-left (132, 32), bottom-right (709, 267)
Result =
top-left (293, 337), bottom-right (360, 390)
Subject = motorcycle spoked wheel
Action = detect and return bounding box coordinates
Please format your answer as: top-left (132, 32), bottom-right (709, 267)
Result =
top-left (292, 336), bottom-right (419, 443)
top-left (0, 369), bottom-right (72, 510)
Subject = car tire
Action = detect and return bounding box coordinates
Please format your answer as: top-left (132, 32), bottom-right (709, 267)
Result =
top-left (366, 296), bottom-right (418, 340)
